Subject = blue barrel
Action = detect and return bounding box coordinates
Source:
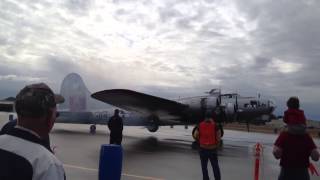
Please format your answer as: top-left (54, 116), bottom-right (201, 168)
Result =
top-left (99, 144), bottom-right (123, 180)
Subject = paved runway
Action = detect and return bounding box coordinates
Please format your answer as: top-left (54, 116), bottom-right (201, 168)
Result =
top-left (1, 113), bottom-right (320, 180)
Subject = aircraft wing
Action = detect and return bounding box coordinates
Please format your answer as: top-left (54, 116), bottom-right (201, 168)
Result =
top-left (91, 89), bottom-right (188, 116)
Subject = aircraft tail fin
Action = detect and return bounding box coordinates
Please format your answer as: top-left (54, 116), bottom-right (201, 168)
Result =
top-left (59, 73), bottom-right (90, 112)
top-left (59, 73), bottom-right (112, 112)
top-left (206, 89), bottom-right (221, 96)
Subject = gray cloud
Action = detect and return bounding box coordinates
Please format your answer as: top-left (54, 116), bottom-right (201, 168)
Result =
top-left (250, 56), bottom-right (272, 70)
top-left (158, 7), bottom-right (181, 23)
top-left (0, 0), bottom-right (320, 119)
top-left (198, 30), bottom-right (225, 39)
top-left (175, 18), bottom-right (193, 30)
top-left (175, 65), bottom-right (196, 77)
top-left (296, 65), bottom-right (320, 88)
top-left (298, 79), bottom-right (320, 88)
top-left (64, 0), bottom-right (93, 15)
top-left (150, 61), bottom-right (174, 72)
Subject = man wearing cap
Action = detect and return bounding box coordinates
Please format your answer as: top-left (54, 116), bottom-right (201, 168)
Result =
top-left (0, 83), bottom-right (66, 180)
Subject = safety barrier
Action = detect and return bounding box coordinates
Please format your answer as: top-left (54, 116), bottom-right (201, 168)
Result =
top-left (99, 144), bottom-right (123, 180)
top-left (253, 143), bottom-right (263, 180)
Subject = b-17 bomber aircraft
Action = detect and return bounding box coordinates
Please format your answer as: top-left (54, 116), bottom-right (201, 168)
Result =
top-left (91, 88), bottom-right (276, 135)
top-left (0, 73), bottom-right (276, 137)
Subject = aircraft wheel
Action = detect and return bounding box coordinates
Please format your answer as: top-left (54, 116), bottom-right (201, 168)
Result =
top-left (90, 125), bottom-right (96, 134)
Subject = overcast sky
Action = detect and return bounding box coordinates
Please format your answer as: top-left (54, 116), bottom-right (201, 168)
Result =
top-left (0, 0), bottom-right (320, 119)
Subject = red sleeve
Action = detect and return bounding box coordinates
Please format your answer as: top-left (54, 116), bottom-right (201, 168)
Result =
top-left (275, 132), bottom-right (288, 148)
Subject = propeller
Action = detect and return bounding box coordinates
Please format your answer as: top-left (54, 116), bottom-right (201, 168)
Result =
top-left (235, 95), bottom-right (249, 132)
top-left (233, 95), bottom-right (239, 122)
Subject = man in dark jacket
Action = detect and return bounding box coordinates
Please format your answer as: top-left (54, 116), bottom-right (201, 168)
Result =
top-left (108, 109), bottom-right (123, 145)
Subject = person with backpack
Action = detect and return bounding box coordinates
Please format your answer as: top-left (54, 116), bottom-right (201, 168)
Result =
top-left (194, 111), bottom-right (222, 180)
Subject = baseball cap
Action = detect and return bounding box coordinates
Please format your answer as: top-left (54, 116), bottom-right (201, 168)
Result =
top-left (15, 83), bottom-right (64, 117)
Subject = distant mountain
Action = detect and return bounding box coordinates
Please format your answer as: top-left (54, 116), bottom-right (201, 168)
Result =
top-left (2, 97), bottom-right (15, 101)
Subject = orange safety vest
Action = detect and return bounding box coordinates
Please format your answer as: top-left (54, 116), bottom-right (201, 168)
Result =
top-left (199, 120), bottom-right (218, 147)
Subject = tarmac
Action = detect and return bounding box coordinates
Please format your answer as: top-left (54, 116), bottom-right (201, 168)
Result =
top-left (1, 113), bottom-right (320, 180)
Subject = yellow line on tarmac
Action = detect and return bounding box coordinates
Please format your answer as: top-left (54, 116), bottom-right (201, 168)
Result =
top-left (64, 164), bottom-right (98, 172)
top-left (63, 164), bottom-right (165, 180)
top-left (121, 173), bottom-right (164, 180)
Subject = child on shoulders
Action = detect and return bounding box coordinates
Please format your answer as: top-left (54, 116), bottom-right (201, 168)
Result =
top-left (283, 97), bottom-right (307, 134)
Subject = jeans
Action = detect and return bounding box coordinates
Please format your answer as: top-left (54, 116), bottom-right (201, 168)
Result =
top-left (278, 167), bottom-right (309, 180)
top-left (199, 148), bottom-right (221, 180)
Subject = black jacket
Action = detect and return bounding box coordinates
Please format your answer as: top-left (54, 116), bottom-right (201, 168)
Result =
top-left (108, 115), bottom-right (123, 134)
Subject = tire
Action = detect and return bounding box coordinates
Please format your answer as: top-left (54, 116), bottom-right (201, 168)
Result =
top-left (90, 125), bottom-right (96, 134)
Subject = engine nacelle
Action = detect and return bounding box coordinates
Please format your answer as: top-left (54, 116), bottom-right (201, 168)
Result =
top-left (225, 102), bottom-right (236, 121)
top-left (202, 97), bottom-right (218, 111)
top-left (146, 115), bottom-right (159, 132)
top-left (147, 124), bottom-right (159, 132)
top-left (225, 102), bottom-right (235, 114)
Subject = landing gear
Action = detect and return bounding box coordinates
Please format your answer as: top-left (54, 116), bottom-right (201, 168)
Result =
top-left (90, 125), bottom-right (96, 134)
top-left (147, 115), bottom-right (159, 132)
